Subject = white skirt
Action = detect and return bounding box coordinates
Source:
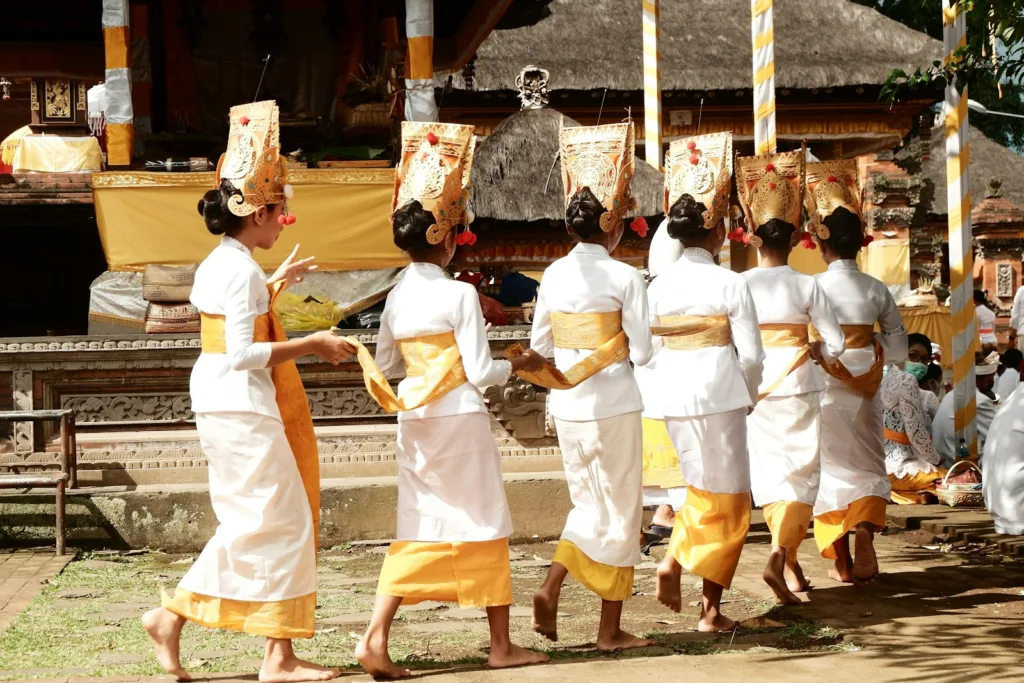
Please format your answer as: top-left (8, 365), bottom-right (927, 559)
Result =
top-left (554, 411), bottom-right (643, 567)
top-left (814, 379), bottom-right (892, 516)
top-left (666, 409), bottom-right (750, 494)
top-left (748, 392), bottom-right (822, 507)
top-left (396, 411), bottom-right (512, 542)
top-left (643, 486), bottom-right (687, 510)
top-left (180, 412), bottom-right (316, 602)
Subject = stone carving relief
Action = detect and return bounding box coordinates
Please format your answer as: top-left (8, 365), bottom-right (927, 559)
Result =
top-left (13, 371), bottom-right (33, 453)
top-left (62, 393), bottom-right (194, 424)
top-left (997, 262), bottom-right (1015, 299)
top-left (306, 388), bottom-right (388, 418)
top-left (485, 376), bottom-right (550, 444)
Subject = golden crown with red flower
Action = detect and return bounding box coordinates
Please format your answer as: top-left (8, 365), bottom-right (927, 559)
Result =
top-left (216, 100), bottom-right (294, 221)
top-left (559, 119), bottom-right (636, 233)
top-left (664, 132), bottom-right (733, 229)
top-left (735, 148), bottom-right (805, 248)
top-left (804, 160), bottom-right (862, 241)
top-left (392, 121), bottom-right (477, 246)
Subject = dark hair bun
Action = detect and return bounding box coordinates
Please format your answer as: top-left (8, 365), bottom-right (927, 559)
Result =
top-left (565, 186), bottom-right (606, 239)
top-left (754, 218), bottom-right (796, 250)
top-left (197, 179), bottom-right (244, 236)
top-left (821, 206), bottom-right (863, 257)
top-left (666, 194), bottom-right (708, 244)
top-left (392, 199), bottom-right (438, 252)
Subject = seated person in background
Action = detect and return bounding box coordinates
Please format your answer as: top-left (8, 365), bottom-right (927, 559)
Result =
top-left (932, 351), bottom-right (1001, 466)
top-left (983, 388), bottom-right (1024, 535)
top-left (882, 333), bottom-right (945, 504)
top-left (997, 348), bottom-right (1023, 402)
top-left (919, 362), bottom-right (943, 425)
top-left (976, 290), bottom-right (998, 355)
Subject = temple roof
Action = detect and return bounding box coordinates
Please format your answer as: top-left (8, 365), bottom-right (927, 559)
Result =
top-left (448, 0), bottom-right (942, 93)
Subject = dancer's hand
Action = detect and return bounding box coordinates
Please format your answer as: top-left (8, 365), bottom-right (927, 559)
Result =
top-left (269, 244), bottom-right (317, 291)
top-left (808, 340), bottom-right (824, 365)
top-left (512, 349), bottom-right (554, 373)
top-left (308, 331), bottom-right (355, 365)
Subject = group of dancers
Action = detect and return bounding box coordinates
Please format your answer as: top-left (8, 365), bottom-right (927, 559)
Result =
top-left (142, 101), bottom-right (908, 681)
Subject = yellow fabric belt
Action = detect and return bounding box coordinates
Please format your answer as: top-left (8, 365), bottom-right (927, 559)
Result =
top-left (811, 324), bottom-right (884, 398)
top-left (652, 315), bottom-right (732, 350)
top-left (757, 323), bottom-right (812, 400)
top-left (508, 311), bottom-right (629, 390)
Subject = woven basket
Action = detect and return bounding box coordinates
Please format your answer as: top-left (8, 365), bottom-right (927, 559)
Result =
top-left (935, 460), bottom-right (984, 508)
top-left (143, 264), bottom-right (197, 303)
top-left (342, 102), bottom-right (392, 130)
top-left (145, 303), bottom-right (200, 334)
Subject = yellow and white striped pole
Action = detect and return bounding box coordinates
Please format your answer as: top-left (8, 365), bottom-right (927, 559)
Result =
top-left (405, 0), bottom-right (437, 122)
top-left (751, 0), bottom-right (776, 155)
top-left (642, 0), bottom-right (662, 169)
top-left (943, 0), bottom-right (977, 459)
top-left (101, 0), bottom-right (133, 167)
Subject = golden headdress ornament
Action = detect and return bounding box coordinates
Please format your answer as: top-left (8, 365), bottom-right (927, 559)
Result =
top-left (216, 100), bottom-right (294, 220)
top-left (559, 120), bottom-right (636, 233)
top-left (392, 121), bottom-right (477, 246)
top-left (736, 148), bottom-right (805, 248)
top-left (664, 132), bottom-right (733, 229)
top-left (804, 160), bottom-right (862, 241)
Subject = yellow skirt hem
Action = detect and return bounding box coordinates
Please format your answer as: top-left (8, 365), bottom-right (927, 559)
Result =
top-left (161, 588), bottom-right (315, 639)
top-left (553, 539), bottom-right (634, 602)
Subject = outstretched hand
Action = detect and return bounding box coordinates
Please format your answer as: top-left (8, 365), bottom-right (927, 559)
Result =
top-left (269, 244), bottom-right (317, 291)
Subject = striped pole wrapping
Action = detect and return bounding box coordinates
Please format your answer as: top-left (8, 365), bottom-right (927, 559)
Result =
top-left (405, 0), bottom-right (437, 122)
top-left (642, 0), bottom-right (662, 169)
top-left (102, 0), bottom-right (133, 166)
top-left (943, 1), bottom-right (977, 459)
top-left (751, 0), bottom-right (776, 155)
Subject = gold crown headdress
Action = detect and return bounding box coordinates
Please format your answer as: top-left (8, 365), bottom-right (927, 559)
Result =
top-left (392, 121), bottom-right (476, 245)
top-left (736, 148), bottom-right (805, 248)
top-left (216, 100), bottom-right (293, 219)
top-left (664, 132), bottom-right (732, 229)
top-left (559, 120), bottom-right (636, 233)
top-left (804, 160), bottom-right (862, 241)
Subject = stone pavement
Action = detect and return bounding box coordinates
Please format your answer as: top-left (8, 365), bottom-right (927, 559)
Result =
top-left (0, 551), bottom-right (73, 636)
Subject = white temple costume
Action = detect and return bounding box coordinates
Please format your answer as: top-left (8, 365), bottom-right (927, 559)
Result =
top-left (983, 389), bottom-right (1024, 535)
top-left (881, 366), bottom-right (945, 504)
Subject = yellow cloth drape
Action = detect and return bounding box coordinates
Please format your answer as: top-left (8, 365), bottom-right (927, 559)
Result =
top-left (813, 496), bottom-right (888, 558)
top-left (0, 125), bottom-right (31, 166)
top-left (506, 311), bottom-right (629, 390)
top-left (889, 470), bottom-right (947, 505)
top-left (13, 135), bottom-right (103, 173)
top-left (377, 539), bottom-right (513, 608)
top-left (899, 303), bottom-right (979, 370)
top-left (161, 588), bottom-right (316, 639)
top-left (552, 539), bottom-right (634, 602)
top-left (92, 169), bottom-right (408, 271)
top-left (652, 315), bottom-right (732, 350)
top-left (758, 323), bottom-right (813, 400)
top-left (863, 239), bottom-right (910, 289)
top-left (762, 500), bottom-right (813, 562)
top-left (668, 487), bottom-right (751, 589)
top-left (812, 324), bottom-right (885, 398)
top-left (642, 417), bottom-right (686, 489)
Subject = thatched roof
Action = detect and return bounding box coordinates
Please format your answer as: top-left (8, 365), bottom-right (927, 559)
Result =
top-left (450, 0), bottom-right (942, 93)
top-left (918, 124), bottom-right (1024, 216)
top-left (470, 107), bottom-right (664, 221)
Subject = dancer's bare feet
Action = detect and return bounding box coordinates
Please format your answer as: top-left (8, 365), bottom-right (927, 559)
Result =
top-left (656, 556), bottom-right (682, 612)
top-left (532, 589), bottom-right (559, 642)
top-left (697, 608), bottom-right (737, 633)
top-left (652, 504), bottom-right (676, 529)
top-left (141, 607), bottom-right (190, 681)
top-left (785, 559), bottom-right (810, 593)
top-left (487, 643), bottom-right (549, 669)
top-left (596, 629), bottom-right (656, 651)
top-left (852, 526), bottom-right (879, 584)
top-left (763, 550), bottom-right (801, 605)
top-left (355, 636), bottom-right (410, 680)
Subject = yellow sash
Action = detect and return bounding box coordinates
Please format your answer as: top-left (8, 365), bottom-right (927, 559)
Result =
top-left (507, 311), bottom-right (628, 390)
top-left (652, 315), bottom-right (732, 350)
top-left (812, 324), bottom-right (885, 398)
top-left (199, 283), bottom-right (320, 544)
top-left (757, 323), bottom-right (813, 400)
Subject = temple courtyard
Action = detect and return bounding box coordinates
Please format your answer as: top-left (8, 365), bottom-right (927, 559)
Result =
top-left (0, 506), bottom-right (1021, 682)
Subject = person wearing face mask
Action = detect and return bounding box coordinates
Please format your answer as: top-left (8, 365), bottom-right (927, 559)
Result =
top-left (932, 351), bottom-right (1002, 467)
top-left (881, 333), bottom-right (946, 504)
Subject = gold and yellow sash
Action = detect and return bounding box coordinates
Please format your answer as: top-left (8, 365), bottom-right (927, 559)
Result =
top-left (652, 315), bottom-right (732, 350)
top-left (757, 323), bottom-right (812, 400)
top-left (200, 282), bottom-right (321, 543)
top-left (812, 324), bottom-right (884, 398)
top-left (507, 311), bottom-right (629, 390)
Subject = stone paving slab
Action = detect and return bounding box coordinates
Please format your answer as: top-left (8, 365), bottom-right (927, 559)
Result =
top-left (0, 551), bottom-right (73, 636)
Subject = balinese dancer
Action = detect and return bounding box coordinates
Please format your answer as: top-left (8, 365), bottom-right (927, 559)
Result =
top-left (142, 101), bottom-right (353, 683)
top-left (521, 120), bottom-right (653, 650)
top-left (737, 150), bottom-right (846, 605)
top-left (349, 122), bottom-right (550, 678)
top-left (807, 161), bottom-right (907, 585)
top-left (648, 132), bottom-right (766, 631)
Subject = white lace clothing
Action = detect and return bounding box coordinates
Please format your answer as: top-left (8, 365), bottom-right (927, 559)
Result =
top-left (882, 367), bottom-right (941, 479)
top-left (920, 388), bottom-right (939, 425)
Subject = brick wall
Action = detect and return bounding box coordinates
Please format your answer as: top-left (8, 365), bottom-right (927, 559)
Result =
top-left (0, 173), bottom-right (93, 206)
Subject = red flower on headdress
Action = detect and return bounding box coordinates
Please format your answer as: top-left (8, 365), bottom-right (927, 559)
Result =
top-left (686, 140), bottom-right (697, 151)
top-left (827, 175), bottom-right (838, 184)
top-left (240, 116), bottom-right (250, 126)
top-left (689, 154), bottom-right (700, 165)
top-left (800, 233), bottom-right (817, 250)
top-left (456, 229), bottom-right (477, 246)
top-left (630, 217), bottom-right (649, 238)
top-left (769, 182), bottom-right (777, 190)
top-left (426, 132), bottom-right (439, 145)
top-left (727, 227), bottom-right (747, 243)
top-left (862, 234), bottom-right (874, 248)
top-left (765, 163), bottom-right (775, 172)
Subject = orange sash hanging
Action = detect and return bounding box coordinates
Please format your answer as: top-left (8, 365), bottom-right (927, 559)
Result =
top-left (507, 311), bottom-right (629, 390)
top-left (757, 323), bottom-right (812, 400)
top-left (883, 428), bottom-right (912, 446)
top-left (651, 314), bottom-right (732, 349)
top-left (812, 324), bottom-right (885, 398)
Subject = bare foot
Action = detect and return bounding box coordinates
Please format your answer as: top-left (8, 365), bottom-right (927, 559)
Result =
top-left (697, 610), bottom-right (737, 633)
top-left (656, 560), bottom-right (682, 612)
top-left (260, 658), bottom-right (339, 683)
top-left (651, 505), bottom-right (676, 529)
top-left (355, 637), bottom-right (409, 680)
top-left (532, 590), bottom-right (559, 642)
top-left (763, 554), bottom-right (801, 606)
top-left (596, 629), bottom-right (656, 652)
top-left (852, 527), bottom-right (879, 584)
top-left (487, 642), bottom-right (549, 669)
top-left (785, 560), bottom-right (810, 593)
top-left (141, 607), bottom-right (190, 681)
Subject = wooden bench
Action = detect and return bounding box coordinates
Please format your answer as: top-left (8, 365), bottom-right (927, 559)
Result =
top-left (0, 409), bottom-right (77, 555)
